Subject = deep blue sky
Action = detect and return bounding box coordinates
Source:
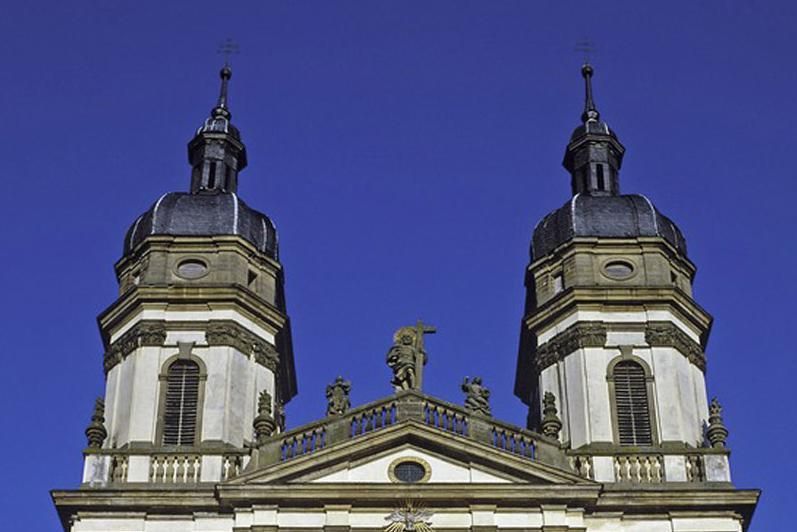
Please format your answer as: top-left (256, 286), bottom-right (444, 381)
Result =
top-left (1, 1), bottom-right (792, 530)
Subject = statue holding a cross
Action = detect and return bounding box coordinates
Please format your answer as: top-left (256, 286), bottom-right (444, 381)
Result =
top-left (386, 320), bottom-right (436, 392)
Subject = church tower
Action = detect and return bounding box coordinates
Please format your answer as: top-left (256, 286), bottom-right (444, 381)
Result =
top-left (84, 66), bottom-right (296, 485)
top-left (514, 64), bottom-right (728, 483)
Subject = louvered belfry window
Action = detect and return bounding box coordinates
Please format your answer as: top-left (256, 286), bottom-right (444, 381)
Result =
top-left (162, 360), bottom-right (200, 446)
top-left (613, 361), bottom-right (653, 446)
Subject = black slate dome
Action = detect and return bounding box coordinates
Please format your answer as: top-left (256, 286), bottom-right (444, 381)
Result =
top-left (124, 191), bottom-right (278, 257)
top-left (531, 193), bottom-right (687, 260)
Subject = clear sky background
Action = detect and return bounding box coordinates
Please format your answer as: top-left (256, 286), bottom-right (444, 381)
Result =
top-left (0, 1), bottom-right (793, 530)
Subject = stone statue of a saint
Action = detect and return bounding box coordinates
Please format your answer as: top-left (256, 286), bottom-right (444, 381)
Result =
top-left (326, 376), bottom-right (351, 416)
top-left (387, 327), bottom-right (422, 391)
top-left (462, 376), bottom-right (491, 416)
top-left (386, 321), bottom-right (436, 392)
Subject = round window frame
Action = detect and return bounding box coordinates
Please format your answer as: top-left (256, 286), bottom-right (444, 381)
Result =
top-left (600, 258), bottom-right (637, 281)
top-left (388, 456), bottom-right (431, 484)
top-left (174, 257), bottom-right (210, 280)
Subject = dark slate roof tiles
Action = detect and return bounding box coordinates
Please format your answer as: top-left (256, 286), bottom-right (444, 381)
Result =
top-left (124, 192), bottom-right (278, 257)
top-left (531, 193), bottom-right (687, 260)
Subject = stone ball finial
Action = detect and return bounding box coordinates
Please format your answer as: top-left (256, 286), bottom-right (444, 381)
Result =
top-left (706, 397), bottom-right (729, 448)
top-left (541, 391), bottom-right (563, 440)
top-left (85, 398), bottom-right (108, 449)
top-left (253, 389), bottom-right (277, 445)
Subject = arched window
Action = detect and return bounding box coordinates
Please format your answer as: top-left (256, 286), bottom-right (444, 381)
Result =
top-left (162, 360), bottom-right (200, 446)
top-left (612, 360), bottom-right (654, 446)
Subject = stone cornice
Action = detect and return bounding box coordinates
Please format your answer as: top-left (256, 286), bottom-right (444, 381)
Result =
top-left (529, 237), bottom-right (697, 275)
top-left (116, 234), bottom-right (282, 275)
top-left (98, 284), bottom-right (288, 346)
top-left (206, 320), bottom-right (279, 371)
top-left (534, 322), bottom-right (608, 372)
top-left (524, 286), bottom-right (713, 344)
top-left (103, 320), bottom-right (279, 373)
top-left (645, 321), bottom-right (706, 372)
top-left (52, 485), bottom-right (759, 532)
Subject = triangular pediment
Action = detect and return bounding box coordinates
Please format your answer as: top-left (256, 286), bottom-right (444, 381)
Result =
top-left (230, 419), bottom-right (590, 486)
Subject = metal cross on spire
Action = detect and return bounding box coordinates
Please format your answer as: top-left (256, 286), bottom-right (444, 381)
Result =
top-left (574, 39), bottom-right (596, 64)
top-left (217, 38), bottom-right (240, 67)
top-left (213, 39), bottom-right (239, 113)
top-left (574, 40), bottom-right (600, 123)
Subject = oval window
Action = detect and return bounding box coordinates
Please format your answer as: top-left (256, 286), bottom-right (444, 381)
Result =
top-left (176, 259), bottom-right (208, 279)
top-left (391, 460), bottom-right (428, 483)
top-left (604, 260), bottom-right (634, 279)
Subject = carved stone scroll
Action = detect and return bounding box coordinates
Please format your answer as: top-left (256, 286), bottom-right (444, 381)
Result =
top-left (206, 321), bottom-right (279, 371)
top-left (645, 322), bottom-right (706, 371)
top-left (103, 321), bottom-right (167, 373)
top-left (534, 321), bottom-right (607, 372)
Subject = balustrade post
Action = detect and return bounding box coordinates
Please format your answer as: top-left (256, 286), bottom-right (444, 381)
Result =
top-left (82, 452), bottom-right (112, 486)
top-left (326, 416), bottom-right (349, 445)
top-left (395, 393), bottom-right (423, 422)
top-left (468, 414), bottom-right (492, 445)
top-left (258, 440), bottom-right (283, 467)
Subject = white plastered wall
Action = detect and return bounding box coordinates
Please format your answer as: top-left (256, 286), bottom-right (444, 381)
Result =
top-left (310, 446), bottom-right (512, 484)
top-left (537, 311), bottom-right (709, 448)
top-left (103, 319), bottom-right (275, 449)
top-left (68, 509), bottom-right (744, 531)
top-left (542, 347), bottom-right (614, 448)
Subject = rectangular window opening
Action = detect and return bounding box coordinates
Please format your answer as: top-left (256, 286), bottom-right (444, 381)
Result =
top-left (552, 273), bottom-right (564, 295)
top-left (208, 162), bottom-right (217, 189)
top-left (596, 164), bottom-right (605, 190)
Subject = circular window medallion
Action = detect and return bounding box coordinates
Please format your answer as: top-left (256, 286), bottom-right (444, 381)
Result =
top-left (175, 259), bottom-right (209, 279)
top-left (603, 260), bottom-right (635, 280)
top-left (388, 457), bottom-right (431, 483)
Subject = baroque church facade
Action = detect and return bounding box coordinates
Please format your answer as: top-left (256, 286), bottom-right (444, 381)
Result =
top-left (52, 64), bottom-right (760, 531)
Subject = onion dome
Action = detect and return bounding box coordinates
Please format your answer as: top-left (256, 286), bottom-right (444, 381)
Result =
top-left (532, 194), bottom-right (687, 260)
top-left (124, 192), bottom-right (278, 257)
top-left (531, 64), bottom-right (687, 260)
top-left (123, 66), bottom-right (278, 258)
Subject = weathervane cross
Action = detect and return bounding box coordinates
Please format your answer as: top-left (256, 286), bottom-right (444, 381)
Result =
top-left (217, 38), bottom-right (240, 66)
top-left (574, 39), bottom-right (596, 63)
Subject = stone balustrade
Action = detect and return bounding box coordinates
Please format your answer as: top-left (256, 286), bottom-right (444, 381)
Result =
top-left (82, 450), bottom-right (250, 486)
top-left (81, 390), bottom-right (730, 488)
top-left (149, 454), bottom-right (202, 483)
top-left (423, 400), bottom-right (468, 435)
top-left (567, 448), bottom-right (729, 483)
top-left (256, 390), bottom-right (567, 470)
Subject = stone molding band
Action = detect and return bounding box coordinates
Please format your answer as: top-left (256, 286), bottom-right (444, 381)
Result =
top-left (104, 320), bottom-right (279, 373)
top-left (534, 321), bottom-right (705, 372)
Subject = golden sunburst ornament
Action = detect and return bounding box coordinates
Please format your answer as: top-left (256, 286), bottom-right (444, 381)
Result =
top-left (385, 500), bottom-right (433, 532)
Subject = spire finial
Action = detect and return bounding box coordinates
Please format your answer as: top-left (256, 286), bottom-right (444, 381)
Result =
top-left (213, 38), bottom-right (239, 118)
top-left (214, 65), bottom-right (232, 116)
top-left (581, 63), bottom-right (600, 123)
